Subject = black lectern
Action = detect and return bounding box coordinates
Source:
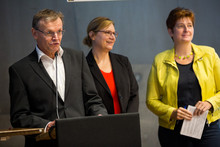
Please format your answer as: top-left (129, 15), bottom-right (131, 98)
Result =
top-left (56, 113), bottom-right (141, 147)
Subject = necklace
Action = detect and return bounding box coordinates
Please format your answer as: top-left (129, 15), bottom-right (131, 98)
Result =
top-left (175, 52), bottom-right (193, 60)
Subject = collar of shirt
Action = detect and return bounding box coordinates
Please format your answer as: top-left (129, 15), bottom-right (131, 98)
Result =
top-left (35, 46), bottom-right (64, 62)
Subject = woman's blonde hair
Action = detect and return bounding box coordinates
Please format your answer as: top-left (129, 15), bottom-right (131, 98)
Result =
top-left (83, 17), bottom-right (114, 47)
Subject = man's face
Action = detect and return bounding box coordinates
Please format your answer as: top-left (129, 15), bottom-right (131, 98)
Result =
top-left (32, 18), bottom-right (63, 58)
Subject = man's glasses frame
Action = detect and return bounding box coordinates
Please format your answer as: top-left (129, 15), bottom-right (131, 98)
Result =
top-left (35, 28), bottom-right (65, 37)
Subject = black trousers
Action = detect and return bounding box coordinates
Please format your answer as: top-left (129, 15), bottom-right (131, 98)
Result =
top-left (158, 119), bottom-right (220, 147)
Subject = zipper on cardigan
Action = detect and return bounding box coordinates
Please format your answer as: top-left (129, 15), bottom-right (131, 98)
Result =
top-left (206, 119), bottom-right (210, 127)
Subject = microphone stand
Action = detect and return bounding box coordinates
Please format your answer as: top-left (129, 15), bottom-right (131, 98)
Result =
top-left (55, 52), bottom-right (60, 119)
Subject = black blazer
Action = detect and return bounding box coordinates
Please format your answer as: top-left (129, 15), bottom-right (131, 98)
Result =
top-left (86, 50), bottom-right (139, 114)
top-left (9, 48), bottom-right (107, 146)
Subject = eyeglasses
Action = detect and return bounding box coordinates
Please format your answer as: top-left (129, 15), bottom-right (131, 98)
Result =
top-left (96, 30), bottom-right (118, 38)
top-left (35, 28), bottom-right (65, 37)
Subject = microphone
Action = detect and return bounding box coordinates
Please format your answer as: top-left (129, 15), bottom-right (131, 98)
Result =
top-left (55, 51), bottom-right (60, 119)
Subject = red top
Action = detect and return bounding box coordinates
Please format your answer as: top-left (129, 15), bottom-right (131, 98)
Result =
top-left (101, 70), bottom-right (121, 114)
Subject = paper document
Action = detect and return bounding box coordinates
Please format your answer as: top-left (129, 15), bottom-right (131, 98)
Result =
top-left (180, 105), bottom-right (208, 139)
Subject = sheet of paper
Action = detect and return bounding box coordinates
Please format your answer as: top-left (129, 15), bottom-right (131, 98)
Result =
top-left (180, 105), bottom-right (208, 139)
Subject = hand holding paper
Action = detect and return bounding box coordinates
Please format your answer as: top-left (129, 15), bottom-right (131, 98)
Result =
top-left (180, 105), bottom-right (208, 139)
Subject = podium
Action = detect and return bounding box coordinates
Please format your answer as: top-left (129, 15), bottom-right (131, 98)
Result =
top-left (55, 113), bottom-right (141, 147)
top-left (37, 113), bottom-right (141, 147)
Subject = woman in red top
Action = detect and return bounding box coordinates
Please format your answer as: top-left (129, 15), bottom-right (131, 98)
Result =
top-left (84, 17), bottom-right (139, 114)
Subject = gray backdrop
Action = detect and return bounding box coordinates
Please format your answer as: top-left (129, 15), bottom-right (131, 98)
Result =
top-left (0, 0), bottom-right (220, 146)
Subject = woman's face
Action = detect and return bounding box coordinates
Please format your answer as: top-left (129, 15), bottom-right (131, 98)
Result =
top-left (168, 17), bottom-right (194, 44)
top-left (91, 23), bottom-right (116, 52)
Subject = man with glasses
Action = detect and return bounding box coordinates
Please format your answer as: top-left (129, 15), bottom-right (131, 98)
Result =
top-left (9, 9), bottom-right (107, 147)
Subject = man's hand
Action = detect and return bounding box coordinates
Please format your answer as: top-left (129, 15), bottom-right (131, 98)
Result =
top-left (46, 120), bottom-right (55, 132)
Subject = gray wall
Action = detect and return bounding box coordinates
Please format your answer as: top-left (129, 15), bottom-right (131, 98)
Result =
top-left (0, 0), bottom-right (220, 146)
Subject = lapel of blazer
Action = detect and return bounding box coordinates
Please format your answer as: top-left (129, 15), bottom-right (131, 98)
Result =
top-left (62, 49), bottom-right (71, 99)
top-left (29, 50), bottom-right (57, 93)
top-left (109, 52), bottom-right (123, 99)
top-left (87, 50), bottom-right (111, 95)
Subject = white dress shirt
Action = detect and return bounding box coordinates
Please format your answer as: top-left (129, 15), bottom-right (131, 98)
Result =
top-left (36, 46), bottom-right (65, 101)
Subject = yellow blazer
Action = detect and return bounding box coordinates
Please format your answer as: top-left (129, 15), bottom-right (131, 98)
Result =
top-left (146, 43), bottom-right (220, 130)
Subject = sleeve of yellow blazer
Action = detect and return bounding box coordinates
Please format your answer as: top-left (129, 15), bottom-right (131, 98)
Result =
top-left (206, 49), bottom-right (220, 113)
top-left (146, 59), bottom-right (176, 123)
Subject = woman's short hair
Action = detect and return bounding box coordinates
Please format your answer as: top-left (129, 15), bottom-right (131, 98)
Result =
top-left (83, 17), bottom-right (114, 47)
top-left (32, 9), bottom-right (64, 30)
top-left (166, 7), bottom-right (195, 30)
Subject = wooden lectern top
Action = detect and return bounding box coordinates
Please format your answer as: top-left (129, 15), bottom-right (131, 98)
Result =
top-left (0, 128), bottom-right (44, 141)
